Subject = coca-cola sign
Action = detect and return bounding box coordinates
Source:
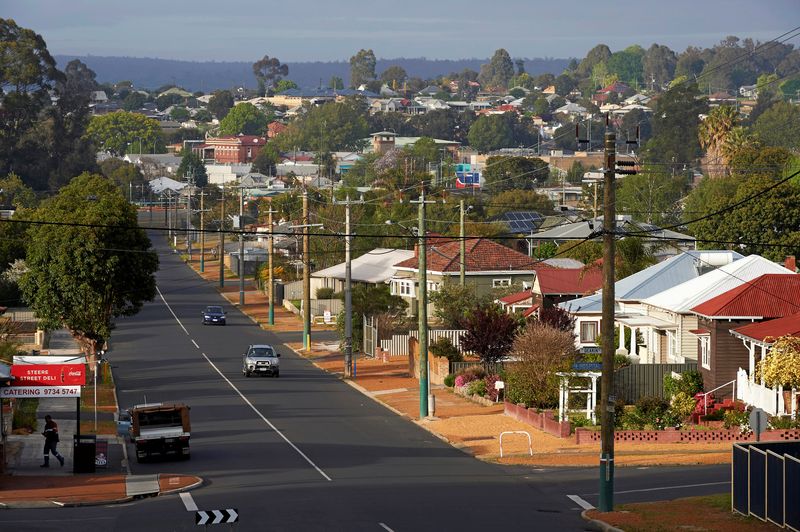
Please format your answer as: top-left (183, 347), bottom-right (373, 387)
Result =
top-left (10, 364), bottom-right (86, 386)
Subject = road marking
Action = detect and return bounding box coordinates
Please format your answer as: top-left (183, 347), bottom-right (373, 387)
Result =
top-left (157, 286), bottom-right (332, 482)
top-left (180, 492), bottom-right (198, 511)
top-left (191, 339), bottom-right (199, 349)
top-left (567, 494), bottom-right (594, 510)
top-left (611, 480), bottom-right (730, 495)
top-left (379, 523), bottom-right (395, 532)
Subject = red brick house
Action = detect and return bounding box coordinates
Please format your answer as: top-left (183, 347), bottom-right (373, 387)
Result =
top-left (197, 135), bottom-right (268, 164)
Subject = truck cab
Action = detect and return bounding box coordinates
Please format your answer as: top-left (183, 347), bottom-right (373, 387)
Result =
top-left (119, 402), bottom-right (191, 462)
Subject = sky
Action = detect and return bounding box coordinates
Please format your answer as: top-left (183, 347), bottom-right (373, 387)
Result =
top-left (5, 0), bottom-right (799, 62)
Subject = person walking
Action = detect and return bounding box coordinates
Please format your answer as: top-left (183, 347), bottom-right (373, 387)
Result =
top-left (41, 414), bottom-right (65, 467)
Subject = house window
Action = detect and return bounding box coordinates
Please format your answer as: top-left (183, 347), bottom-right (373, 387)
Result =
top-left (666, 330), bottom-right (678, 361)
top-left (427, 281), bottom-right (440, 292)
top-left (580, 321), bottom-right (599, 344)
top-left (699, 336), bottom-right (710, 370)
top-left (392, 280), bottom-right (414, 297)
top-left (492, 278), bottom-right (511, 288)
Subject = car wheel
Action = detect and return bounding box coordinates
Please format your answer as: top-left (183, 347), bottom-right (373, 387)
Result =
top-left (244, 370), bottom-right (250, 377)
top-left (274, 371), bottom-right (279, 378)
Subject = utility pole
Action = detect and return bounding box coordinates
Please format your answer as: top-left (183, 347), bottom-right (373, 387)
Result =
top-left (599, 131), bottom-right (617, 512)
top-left (334, 195), bottom-right (364, 378)
top-left (238, 186), bottom-right (245, 306)
top-left (219, 184), bottom-right (225, 288)
top-left (199, 190), bottom-right (206, 273)
top-left (266, 201), bottom-right (277, 326)
top-left (302, 188), bottom-right (311, 350)
top-left (173, 189), bottom-right (179, 248)
top-left (459, 199), bottom-right (466, 287)
top-left (186, 172), bottom-right (193, 261)
top-left (411, 187), bottom-right (436, 419)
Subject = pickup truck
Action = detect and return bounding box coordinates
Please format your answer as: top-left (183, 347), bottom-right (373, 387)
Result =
top-left (118, 403), bottom-right (191, 462)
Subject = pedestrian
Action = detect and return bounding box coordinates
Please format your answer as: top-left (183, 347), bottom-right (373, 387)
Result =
top-left (41, 415), bottom-right (65, 467)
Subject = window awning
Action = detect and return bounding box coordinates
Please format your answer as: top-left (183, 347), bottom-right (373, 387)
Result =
top-left (616, 315), bottom-right (677, 329)
top-left (689, 328), bottom-right (711, 336)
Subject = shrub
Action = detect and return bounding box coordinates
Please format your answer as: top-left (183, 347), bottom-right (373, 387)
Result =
top-left (624, 396), bottom-right (669, 430)
top-left (443, 373), bottom-right (456, 388)
top-left (12, 398), bottom-right (38, 431)
top-left (316, 287), bottom-right (335, 299)
top-left (484, 374), bottom-right (503, 401)
top-left (454, 375), bottom-right (467, 388)
top-left (466, 379), bottom-right (487, 397)
top-left (462, 366), bottom-right (487, 382)
top-left (768, 416), bottom-right (800, 430)
top-left (664, 370), bottom-right (704, 398)
top-left (505, 322), bottom-right (576, 409)
top-left (723, 409), bottom-right (750, 431)
top-left (569, 414), bottom-right (593, 429)
top-left (429, 337), bottom-right (463, 362)
top-left (665, 391), bottom-right (696, 427)
top-left (702, 408), bottom-right (726, 421)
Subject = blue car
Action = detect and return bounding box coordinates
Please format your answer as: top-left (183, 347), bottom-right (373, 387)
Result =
top-left (202, 305), bottom-right (226, 325)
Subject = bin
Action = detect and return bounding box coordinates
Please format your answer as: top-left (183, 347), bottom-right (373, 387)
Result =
top-left (73, 434), bottom-right (96, 473)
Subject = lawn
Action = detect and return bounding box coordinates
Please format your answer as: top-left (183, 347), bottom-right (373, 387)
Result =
top-left (586, 493), bottom-right (776, 531)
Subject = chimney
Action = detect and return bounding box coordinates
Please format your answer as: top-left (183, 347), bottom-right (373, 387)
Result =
top-left (785, 255), bottom-right (797, 272)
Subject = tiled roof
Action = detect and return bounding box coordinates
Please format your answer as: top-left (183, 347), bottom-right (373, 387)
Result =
top-left (393, 238), bottom-right (543, 273)
top-left (731, 312), bottom-right (800, 343)
top-left (522, 304), bottom-right (540, 318)
top-left (691, 274), bottom-right (800, 318)
top-left (534, 268), bottom-right (603, 295)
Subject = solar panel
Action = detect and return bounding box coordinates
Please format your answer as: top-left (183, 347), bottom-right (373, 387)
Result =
top-left (499, 211), bottom-right (544, 233)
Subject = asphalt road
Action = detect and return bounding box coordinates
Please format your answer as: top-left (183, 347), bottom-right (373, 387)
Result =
top-left (0, 232), bottom-right (732, 531)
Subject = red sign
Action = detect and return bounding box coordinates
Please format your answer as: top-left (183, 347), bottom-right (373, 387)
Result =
top-left (11, 364), bottom-right (86, 386)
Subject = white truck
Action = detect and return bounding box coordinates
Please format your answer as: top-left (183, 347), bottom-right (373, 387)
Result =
top-left (118, 403), bottom-right (191, 462)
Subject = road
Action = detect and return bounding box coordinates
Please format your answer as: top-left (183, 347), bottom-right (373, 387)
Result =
top-left (0, 234), bottom-right (731, 531)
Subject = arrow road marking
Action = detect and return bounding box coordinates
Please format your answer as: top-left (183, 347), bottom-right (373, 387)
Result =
top-left (196, 511), bottom-right (209, 525)
top-left (227, 509), bottom-right (238, 522)
top-left (157, 287), bottom-right (332, 482)
top-left (211, 510), bottom-right (224, 524)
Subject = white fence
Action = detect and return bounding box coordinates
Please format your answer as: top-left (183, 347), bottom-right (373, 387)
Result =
top-left (380, 329), bottom-right (468, 357)
top-left (737, 368), bottom-right (784, 416)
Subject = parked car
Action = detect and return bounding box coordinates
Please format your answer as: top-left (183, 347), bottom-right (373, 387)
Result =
top-left (243, 344), bottom-right (280, 377)
top-left (202, 305), bottom-right (226, 325)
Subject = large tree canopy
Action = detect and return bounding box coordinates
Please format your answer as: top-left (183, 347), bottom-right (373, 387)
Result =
top-left (349, 49), bottom-right (376, 88)
top-left (20, 173), bottom-right (159, 355)
top-left (277, 98), bottom-right (368, 152)
top-left (217, 102), bottom-right (268, 136)
top-left (84, 111), bottom-right (163, 157)
top-left (481, 156), bottom-right (549, 194)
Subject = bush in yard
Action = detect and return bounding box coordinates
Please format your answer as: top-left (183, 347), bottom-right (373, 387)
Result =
top-left (756, 335), bottom-right (800, 389)
top-left (535, 306), bottom-right (576, 333)
top-left (315, 287), bottom-right (335, 299)
top-left (723, 409), bottom-right (751, 432)
top-left (461, 365), bottom-right (487, 383)
top-left (12, 398), bottom-right (38, 432)
top-left (663, 370), bottom-right (704, 399)
top-left (623, 396), bottom-right (669, 430)
top-left (466, 379), bottom-right (487, 397)
top-left (505, 321), bottom-right (576, 409)
top-left (768, 416), bottom-right (800, 430)
top-left (665, 391), bottom-right (697, 427)
top-left (429, 336), bottom-right (463, 362)
top-left (459, 303), bottom-right (521, 364)
top-left (454, 374), bottom-right (467, 387)
top-left (444, 373), bottom-right (456, 387)
top-left (484, 374), bottom-right (503, 402)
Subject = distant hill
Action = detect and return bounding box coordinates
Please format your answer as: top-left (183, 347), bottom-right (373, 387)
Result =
top-left (54, 55), bottom-right (572, 93)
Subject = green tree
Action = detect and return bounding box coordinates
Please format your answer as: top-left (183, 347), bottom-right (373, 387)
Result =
top-left (349, 49), bottom-right (377, 88)
top-left (99, 158), bottom-right (145, 193)
top-left (467, 114), bottom-right (514, 153)
top-left (698, 105), bottom-right (738, 176)
top-left (643, 44), bottom-right (677, 88)
top-left (122, 92), bottom-right (147, 111)
top-left (170, 106), bottom-right (190, 121)
top-left (459, 304), bottom-right (521, 364)
top-left (0, 172), bottom-right (37, 210)
top-left (20, 172), bottom-right (158, 355)
top-left (478, 48), bottom-right (515, 90)
top-left (380, 65), bottom-right (408, 88)
top-left (155, 93), bottom-right (183, 111)
top-left (576, 44), bottom-right (612, 78)
top-left (84, 111), bottom-right (163, 157)
top-left (207, 90), bottom-right (234, 119)
top-left (336, 284), bottom-right (407, 351)
top-left (329, 76), bottom-right (344, 90)
top-left (277, 97), bottom-right (368, 152)
top-left (645, 83), bottom-right (707, 167)
top-left (429, 279), bottom-right (491, 328)
top-left (481, 156), bottom-right (549, 193)
top-left (193, 108), bottom-right (212, 122)
top-left (177, 150), bottom-right (208, 187)
top-left (251, 144), bottom-right (280, 176)
top-left (606, 45), bottom-right (645, 85)
top-left (218, 102), bottom-right (268, 136)
top-left (274, 79), bottom-right (298, 93)
top-left (751, 101), bottom-right (800, 151)
top-left (616, 165), bottom-right (686, 225)
top-left (252, 55), bottom-right (288, 95)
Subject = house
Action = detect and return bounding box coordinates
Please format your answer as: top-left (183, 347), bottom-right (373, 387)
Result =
top-left (638, 255), bottom-right (794, 364)
top-left (532, 267), bottom-right (603, 308)
top-left (199, 135), bottom-right (269, 164)
top-left (389, 238), bottom-right (550, 316)
top-left (496, 290), bottom-right (538, 315)
top-left (739, 85), bottom-right (758, 98)
top-left (731, 313), bottom-right (800, 416)
top-left (148, 176), bottom-right (186, 195)
top-left (311, 248), bottom-right (414, 294)
top-left (689, 273), bottom-right (800, 398)
top-left (554, 102), bottom-right (588, 117)
top-left (560, 250), bottom-right (744, 355)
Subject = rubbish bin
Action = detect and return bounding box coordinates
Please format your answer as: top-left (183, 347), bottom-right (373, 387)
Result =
top-left (73, 434), bottom-right (96, 473)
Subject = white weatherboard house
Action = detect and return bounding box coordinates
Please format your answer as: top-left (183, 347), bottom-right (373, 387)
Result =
top-left (311, 248), bottom-right (414, 294)
top-left (561, 250), bottom-right (743, 356)
top-left (637, 255), bottom-right (794, 364)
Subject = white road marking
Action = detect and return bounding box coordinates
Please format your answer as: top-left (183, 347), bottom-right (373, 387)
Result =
top-left (612, 480), bottom-right (729, 495)
top-left (157, 286), bottom-right (332, 482)
top-left (379, 523), bottom-right (395, 532)
top-left (180, 492), bottom-right (198, 511)
top-left (567, 494), bottom-right (595, 510)
top-left (192, 339), bottom-right (199, 349)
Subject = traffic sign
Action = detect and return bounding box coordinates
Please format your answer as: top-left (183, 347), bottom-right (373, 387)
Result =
top-left (749, 408), bottom-right (769, 441)
top-left (195, 509), bottom-right (238, 525)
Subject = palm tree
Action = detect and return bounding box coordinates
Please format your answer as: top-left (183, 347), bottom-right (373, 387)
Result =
top-left (698, 105), bottom-right (738, 177)
top-left (720, 126), bottom-right (759, 163)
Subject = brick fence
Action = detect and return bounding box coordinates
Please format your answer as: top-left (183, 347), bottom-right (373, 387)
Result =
top-left (573, 427), bottom-right (800, 444)
top-left (504, 402), bottom-right (571, 439)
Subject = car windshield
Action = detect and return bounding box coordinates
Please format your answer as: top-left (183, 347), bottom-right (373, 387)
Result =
top-left (248, 347), bottom-right (275, 358)
top-left (205, 306), bottom-right (223, 314)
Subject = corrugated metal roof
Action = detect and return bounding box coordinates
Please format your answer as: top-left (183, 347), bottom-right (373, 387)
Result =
top-left (643, 255), bottom-right (794, 313)
top-left (535, 268), bottom-right (603, 295)
top-left (312, 248), bottom-right (414, 284)
top-left (691, 274), bottom-right (800, 318)
top-left (731, 312), bottom-right (800, 343)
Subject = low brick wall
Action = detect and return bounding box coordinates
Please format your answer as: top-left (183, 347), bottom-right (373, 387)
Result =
top-left (504, 401), bottom-right (571, 438)
top-left (573, 427), bottom-right (800, 445)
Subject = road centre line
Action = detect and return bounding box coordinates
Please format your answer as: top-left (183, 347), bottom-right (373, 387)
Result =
top-left (191, 339), bottom-right (199, 349)
top-left (567, 494), bottom-right (594, 510)
top-left (156, 287), bottom-right (332, 482)
top-left (379, 523), bottom-right (396, 532)
top-left (180, 492), bottom-right (198, 511)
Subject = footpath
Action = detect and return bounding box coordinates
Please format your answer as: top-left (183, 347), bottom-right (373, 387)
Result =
top-left (0, 239), bottom-right (731, 513)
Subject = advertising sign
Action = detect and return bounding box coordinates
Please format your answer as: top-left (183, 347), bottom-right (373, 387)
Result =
top-left (0, 386), bottom-right (81, 398)
top-left (11, 364), bottom-right (86, 386)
